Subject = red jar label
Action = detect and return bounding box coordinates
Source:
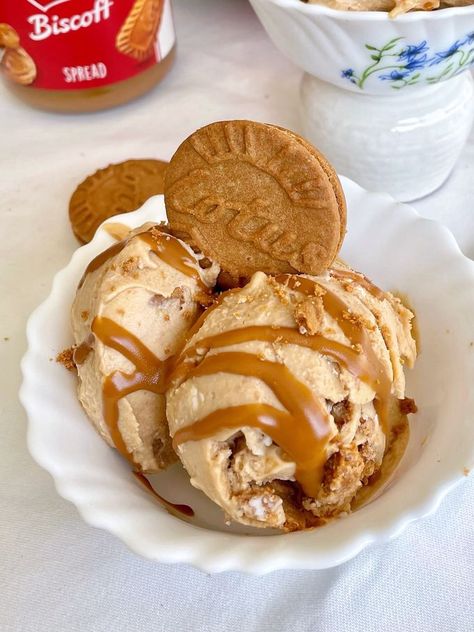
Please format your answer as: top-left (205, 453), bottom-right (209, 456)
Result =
top-left (0, 0), bottom-right (175, 90)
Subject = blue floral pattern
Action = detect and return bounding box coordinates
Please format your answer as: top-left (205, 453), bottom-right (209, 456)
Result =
top-left (341, 33), bottom-right (474, 90)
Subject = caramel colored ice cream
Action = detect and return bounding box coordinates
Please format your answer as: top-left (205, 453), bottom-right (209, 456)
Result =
top-left (166, 264), bottom-right (417, 530)
top-left (72, 224), bottom-right (219, 473)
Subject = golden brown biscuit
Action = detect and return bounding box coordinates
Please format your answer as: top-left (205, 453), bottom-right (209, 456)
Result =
top-left (270, 124), bottom-right (347, 254)
top-left (0, 47), bottom-right (36, 86)
top-left (0, 24), bottom-right (20, 49)
top-left (164, 120), bottom-right (346, 277)
top-left (69, 159), bottom-right (168, 244)
top-left (116, 0), bottom-right (164, 61)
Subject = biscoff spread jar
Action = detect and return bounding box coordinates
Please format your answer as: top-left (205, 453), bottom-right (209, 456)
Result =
top-left (0, 0), bottom-right (176, 112)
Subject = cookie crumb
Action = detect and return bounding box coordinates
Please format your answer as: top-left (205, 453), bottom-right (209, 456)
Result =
top-left (463, 467), bottom-right (470, 476)
top-left (121, 256), bottom-right (139, 276)
top-left (56, 347), bottom-right (76, 372)
top-left (171, 287), bottom-right (186, 306)
top-left (399, 397), bottom-right (417, 415)
top-left (342, 310), bottom-right (375, 331)
top-left (196, 291), bottom-right (214, 307)
top-left (294, 296), bottom-right (324, 335)
top-left (198, 257), bottom-right (213, 270)
top-left (80, 310), bottom-right (89, 321)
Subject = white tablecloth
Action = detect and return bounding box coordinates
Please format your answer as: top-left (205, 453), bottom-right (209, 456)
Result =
top-left (1, 1), bottom-right (473, 630)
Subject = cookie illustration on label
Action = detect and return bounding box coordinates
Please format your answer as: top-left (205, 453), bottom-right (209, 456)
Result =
top-left (116, 0), bottom-right (164, 61)
top-left (0, 47), bottom-right (36, 85)
top-left (69, 159), bottom-right (169, 244)
top-left (164, 121), bottom-right (346, 277)
top-left (0, 24), bottom-right (20, 50)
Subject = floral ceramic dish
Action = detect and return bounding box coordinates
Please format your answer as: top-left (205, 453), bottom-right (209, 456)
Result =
top-left (248, 0), bottom-right (474, 201)
top-left (249, 0), bottom-right (474, 93)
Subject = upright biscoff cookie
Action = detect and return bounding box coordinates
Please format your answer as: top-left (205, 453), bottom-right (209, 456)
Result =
top-left (69, 159), bottom-right (168, 244)
top-left (270, 124), bottom-right (347, 254)
top-left (116, 0), bottom-right (164, 61)
top-left (164, 120), bottom-right (345, 277)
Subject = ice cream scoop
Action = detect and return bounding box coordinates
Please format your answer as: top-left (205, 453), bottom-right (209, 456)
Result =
top-left (166, 264), bottom-right (417, 530)
top-left (72, 223), bottom-right (219, 472)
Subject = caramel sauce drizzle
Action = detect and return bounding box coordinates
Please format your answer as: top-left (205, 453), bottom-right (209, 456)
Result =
top-left (171, 274), bottom-right (393, 498)
top-left (276, 275), bottom-right (392, 434)
top-left (133, 472), bottom-right (194, 518)
top-left (330, 268), bottom-right (385, 300)
top-left (78, 226), bottom-right (208, 292)
top-left (169, 326), bottom-right (372, 388)
top-left (91, 316), bottom-right (169, 459)
top-left (91, 317), bottom-right (192, 517)
top-left (138, 230), bottom-right (208, 292)
top-left (172, 352), bottom-right (330, 497)
top-left (78, 240), bottom-right (127, 288)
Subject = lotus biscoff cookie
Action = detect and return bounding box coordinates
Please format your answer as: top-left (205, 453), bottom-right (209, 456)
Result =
top-left (69, 159), bottom-right (169, 244)
top-left (116, 0), bottom-right (165, 61)
top-left (164, 120), bottom-right (346, 278)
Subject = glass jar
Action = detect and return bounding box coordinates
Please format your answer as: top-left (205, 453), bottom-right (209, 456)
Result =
top-left (0, 0), bottom-right (176, 113)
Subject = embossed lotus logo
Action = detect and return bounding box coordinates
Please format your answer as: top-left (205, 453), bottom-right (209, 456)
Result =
top-left (27, 0), bottom-right (72, 13)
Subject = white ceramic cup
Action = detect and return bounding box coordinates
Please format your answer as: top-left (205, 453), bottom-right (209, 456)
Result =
top-left (249, 0), bottom-right (474, 200)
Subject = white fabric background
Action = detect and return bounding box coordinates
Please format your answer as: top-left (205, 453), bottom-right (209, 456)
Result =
top-left (1, 1), bottom-right (473, 630)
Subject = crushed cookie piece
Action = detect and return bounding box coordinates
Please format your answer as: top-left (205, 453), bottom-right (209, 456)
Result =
top-left (150, 226), bottom-right (165, 243)
top-left (196, 291), bottom-right (214, 307)
top-left (312, 284), bottom-right (326, 298)
top-left (120, 256), bottom-right (140, 276)
top-left (331, 399), bottom-right (353, 429)
top-left (342, 310), bottom-right (375, 331)
top-left (399, 397), bottom-right (417, 415)
top-left (56, 347), bottom-right (76, 372)
top-left (80, 310), bottom-right (89, 321)
top-left (463, 467), bottom-right (470, 476)
top-left (171, 287), bottom-right (186, 306)
top-left (268, 277), bottom-right (291, 305)
top-left (198, 257), bottom-right (213, 270)
top-left (163, 314), bottom-right (170, 322)
top-left (294, 296), bottom-right (324, 335)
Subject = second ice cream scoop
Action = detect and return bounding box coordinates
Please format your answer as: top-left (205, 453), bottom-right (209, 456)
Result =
top-left (166, 265), bottom-right (417, 530)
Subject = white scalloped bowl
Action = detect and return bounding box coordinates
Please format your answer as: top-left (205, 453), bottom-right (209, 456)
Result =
top-left (249, 0), bottom-right (474, 94)
top-left (20, 177), bottom-right (474, 573)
